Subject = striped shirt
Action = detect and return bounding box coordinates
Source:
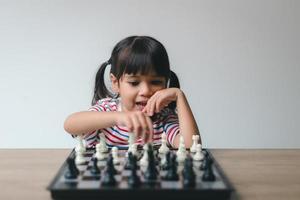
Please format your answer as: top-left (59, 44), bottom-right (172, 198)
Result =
top-left (83, 98), bottom-right (180, 148)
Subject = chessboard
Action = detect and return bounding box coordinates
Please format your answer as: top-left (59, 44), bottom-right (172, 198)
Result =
top-left (48, 145), bottom-right (234, 200)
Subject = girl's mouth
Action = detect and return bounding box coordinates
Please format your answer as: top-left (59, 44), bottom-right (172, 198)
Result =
top-left (135, 102), bottom-right (147, 111)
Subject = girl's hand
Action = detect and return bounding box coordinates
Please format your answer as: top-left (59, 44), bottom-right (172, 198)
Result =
top-left (142, 88), bottom-right (182, 116)
top-left (115, 111), bottom-right (153, 143)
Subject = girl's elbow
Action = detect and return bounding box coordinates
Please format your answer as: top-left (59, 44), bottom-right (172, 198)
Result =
top-left (64, 115), bottom-right (76, 134)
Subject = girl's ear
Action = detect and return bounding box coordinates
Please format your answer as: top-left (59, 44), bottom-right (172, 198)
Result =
top-left (110, 73), bottom-right (119, 93)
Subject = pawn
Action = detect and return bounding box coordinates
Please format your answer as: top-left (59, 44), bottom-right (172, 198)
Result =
top-left (124, 152), bottom-right (134, 170)
top-left (144, 145), bottom-right (158, 182)
top-left (95, 143), bottom-right (108, 160)
top-left (99, 134), bottom-right (108, 153)
top-left (164, 153), bottom-right (179, 181)
top-left (107, 154), bottom-right (117, 175)
top-left (75, 135), bottom-right (86, 153)
top-left (176, 136), bottom-right (186, 163)
top-left (90, 157), bottom-right (100, 175)
top-left (200, 151), bottom-right (209, 170)
top-left (102, 155), bottom-right (117, 186)
top-left (64, 157), bottom-right (79, 179)
top-left (182, 156), bottom-right (196, 187)
top-left (158, 134), bottom-right (169, 154)
top-left (202, 156), bottom-right (216, 181)
top-left (75, 150), bottom-right (86, 165)
top-left (190, 135), bottom-right (199, 153)
top-left (111, 147), bottom-right (120, 165)
top-left (140, 144), bottom-right (149, 167)
top-left (193, 144), bottom-right (204, 161)
top-left (127, 155), bottom-right (141, 187)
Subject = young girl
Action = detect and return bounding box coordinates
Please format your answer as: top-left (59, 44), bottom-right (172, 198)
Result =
top-left (64, 36), bottom-right (200, 149)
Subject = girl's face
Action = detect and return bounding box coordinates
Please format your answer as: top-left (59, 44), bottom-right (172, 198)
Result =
top-left (111, 72), bottom-right (166, 112)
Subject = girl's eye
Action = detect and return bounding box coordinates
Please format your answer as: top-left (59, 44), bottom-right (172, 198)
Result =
top-left (129, 81), bottom-right (139, 86)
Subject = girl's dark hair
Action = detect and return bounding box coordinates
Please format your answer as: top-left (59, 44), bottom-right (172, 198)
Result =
top-left (92, 36), bottom-right (180, 109)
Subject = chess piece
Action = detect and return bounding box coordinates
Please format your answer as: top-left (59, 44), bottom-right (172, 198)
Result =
top-left (127, 155), bottom-right (141, 187)
top-left (131, 143), bottom-right (138, 157)
top-left (182, 156), bottom-right (195, 187)
top-left (200, 151), bottom-right (209, 170)
top-left (144, 145), bottom-right (158, 182)
top-left (164, 153), bottom-right (179, 181)
top-left (140, 144), bottom-right (149, 167)
top-left (176, 135), bottom-right (186, 163)
top-left (158, 134), bottom-right (169, 154)
top-left (90, 157), bottom-right (100, 175)
top-left (99, 134), bottom-right (108, 153)
top-left (75, 135), bottom-right (86, 153)
top-left (75, 149), bottom-right (86, 165)
top-left (124, 152), bottom-right (134, 170)
top-left (202, 156), bottom-right (216, 181)
top-left (111, 147), bottom-right (120, 165)
top-left (95, 143), bottom-right (108, 160)
top-left (64, 157), bottom-right (79, 179)
top-left (190, 135), bottom-right (199, 153)
top-left (102, 155), bottom-right (117, 186)
top-left (193, 144), bottom-right (204, 161)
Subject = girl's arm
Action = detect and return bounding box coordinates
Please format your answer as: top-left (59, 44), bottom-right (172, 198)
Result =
top-left (64, 111), bottom-right (119, 135)
top-left (172, 90), bottom-right (200, 148)
top-left (142, 88), bottom-right (200, 148)
top-left (64, 111), bottom-right (154, 142)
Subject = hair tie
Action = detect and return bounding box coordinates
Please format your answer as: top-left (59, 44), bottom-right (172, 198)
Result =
top-left (107, 58), bottom-right (112, 65)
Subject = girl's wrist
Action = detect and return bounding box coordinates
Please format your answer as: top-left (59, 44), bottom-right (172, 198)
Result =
top-left (175, 88), bottom-right (184, 101)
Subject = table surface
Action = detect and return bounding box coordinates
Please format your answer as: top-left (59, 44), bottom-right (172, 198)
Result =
top-left (0, 149), bottom-right (299, 200)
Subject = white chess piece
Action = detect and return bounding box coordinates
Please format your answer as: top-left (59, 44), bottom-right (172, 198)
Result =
top-left (140, 144), bottom-right (149, 167)
top-left (75, 150), bottom-right (86, 165)
top-left (74, 136), bottom-right (86, 164)
top-left (111, 147), bottom-right (120, 165)
top-left (159, 134), bottom-right (169, 154)
top-left (190, 135), bottom-right (199, 153)
top-left (75, 135), bottom-right (86, 153)
top-left (99, 134), bottom-right (108, 153)
top-left (176, 135), bottom-right (186, 163)
top-left (95, 143), bottom-right (108, 160)
top-left (127, 133), bottom-right (135, 154)
top-left (193, 144), bottom-right (204, 161)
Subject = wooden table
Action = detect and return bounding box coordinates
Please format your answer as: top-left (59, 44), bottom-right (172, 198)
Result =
top-left (0, 149), bottom-right (299, 200)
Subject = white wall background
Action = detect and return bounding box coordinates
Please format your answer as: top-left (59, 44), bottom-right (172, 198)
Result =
top-left (0, 0), bottom-right (299, 148)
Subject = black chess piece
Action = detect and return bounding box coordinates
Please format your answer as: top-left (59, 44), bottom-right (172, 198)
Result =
top-left (64, 157), bottom-right (79, 179)
top-left (124, 152), bottom-right (133, 170)
top-left (102, 155), bottom-right (117, 186)
top-left (127, 155), bottom-right (141, 187)
top-left (182, 156), bottom-right (195, 187)
top-left (200, 151), bottom-right (209, 171)
top-left (164, 153), bottom-right (179, 181)
top-left (202, 156), bottom-right (216, 181)
top-left (90, 157), bottom-right (100, 175)
top-left (144, 145), bottom-right (158, 182)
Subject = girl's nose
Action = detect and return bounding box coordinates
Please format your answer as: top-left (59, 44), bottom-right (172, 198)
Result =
top-left (140, 83), bottom-right (152, 97)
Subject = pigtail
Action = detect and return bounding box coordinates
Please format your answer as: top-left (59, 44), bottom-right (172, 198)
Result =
top-left (168, 70), bottom-right (180, 110)
top-left (92, 59), bottom-right (113, 105)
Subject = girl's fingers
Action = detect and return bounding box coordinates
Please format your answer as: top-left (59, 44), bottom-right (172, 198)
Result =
top-left (144, 116), bottom-right (153, 143)
top-left (131, 114), bottom-right (142, 138)
top-left (149, 96), bottom-right (158, 116)
top-left (124, 115), bottom-right (133, 132)
top-left (137, 113), bottom-right (150, 142)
